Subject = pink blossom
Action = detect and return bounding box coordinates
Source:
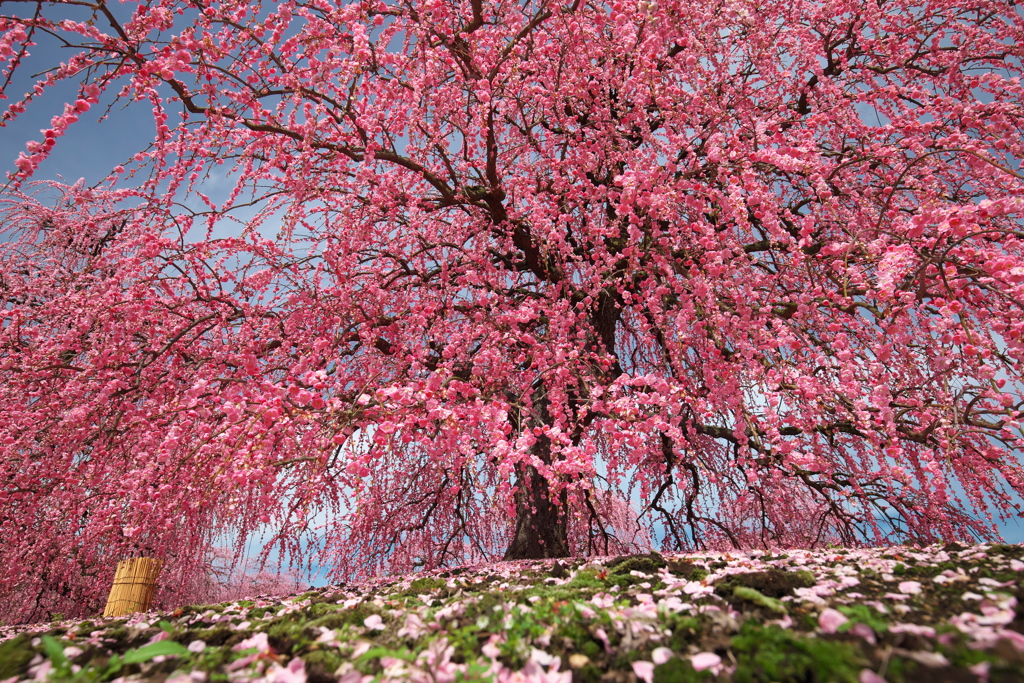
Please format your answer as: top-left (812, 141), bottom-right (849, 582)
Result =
top-left (498, 660), bottom-right (570, 683)
top-left (849, 623), bottom-right (876, 645)
top-left (315, 627), bottom-right (339, 645)
top-left (28, 660), bottom-right (52, 681)
top-left (631, 661), bottom-right (654, 683)
top-left (234, 632), bottom-right (271, 652)
top-left (398, 613), bottom-right (426, 639)
top-left (682, 581), bottom-right (713, 597)
top-left (481, 634), bottom-right (504, 659)
top-left (969, 661), bottom-right (991, 680)
top-left (818, 608), bottom-right (849, 634)
top-left (166, 672), bottom-right (207, 683)
top-left (267, 657), bottom-right (306, 683)
top-left (146, 630), bottom-right (171, 645)
top-left (690, 652), bottom-right (721, 672)
top-left (226, 653), bottom-right (260, 672)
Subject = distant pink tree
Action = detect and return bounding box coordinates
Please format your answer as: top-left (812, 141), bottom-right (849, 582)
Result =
top-left (0, 181), bottom-right (250, 622)
top-left (2, 0), bottom-right (1024, 621)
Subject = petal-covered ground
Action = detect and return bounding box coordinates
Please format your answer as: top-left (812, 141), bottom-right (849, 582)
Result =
top-left (2, 544), bottom-right (1023, 683)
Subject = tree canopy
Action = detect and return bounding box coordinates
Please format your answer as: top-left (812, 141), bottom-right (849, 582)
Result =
top-left (2, 0), bottom-right (1024, 622)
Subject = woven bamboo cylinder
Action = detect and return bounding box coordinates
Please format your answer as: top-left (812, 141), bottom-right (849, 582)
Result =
top-left (102, 557), bottom-right (163, 618)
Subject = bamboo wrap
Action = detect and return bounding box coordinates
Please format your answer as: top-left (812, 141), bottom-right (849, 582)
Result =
top-left (102, 557), bottom-right (163, 617)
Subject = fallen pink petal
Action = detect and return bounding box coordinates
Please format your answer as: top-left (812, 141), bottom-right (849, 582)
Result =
top-left (859, 669), bottom-right (887, 683)
top-left (818, 608), bottom-right (850, 634)
top-left (631, 660), bottom-right (655, 683)
top-left (691, 652), bottom-right (722, 672)
top-left (363, 614), bottom-right (386, 631)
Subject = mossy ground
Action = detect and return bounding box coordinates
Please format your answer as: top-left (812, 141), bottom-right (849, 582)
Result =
top-left (1, 544), bottom-right (1022, 682)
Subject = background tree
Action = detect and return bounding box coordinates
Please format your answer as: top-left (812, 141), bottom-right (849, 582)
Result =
top-left (2, 0), bottom-right (1024, 622)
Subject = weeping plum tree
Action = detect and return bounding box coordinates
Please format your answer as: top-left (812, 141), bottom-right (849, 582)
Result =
top-left (3, 0), bottom-right (1024, 620)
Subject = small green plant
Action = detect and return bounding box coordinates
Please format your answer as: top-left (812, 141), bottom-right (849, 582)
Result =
top-left (41, 636), bottom-right (73, 678)
top-left (837, 604), bottom-right (889, 634)
top-left (122, 640), bottom-right (190, 664)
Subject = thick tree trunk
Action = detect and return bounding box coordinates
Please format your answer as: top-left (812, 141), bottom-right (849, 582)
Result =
top-left (503, 461), bottom-right (570, 560)
top-left (503, 394), bottom-right (571, 560)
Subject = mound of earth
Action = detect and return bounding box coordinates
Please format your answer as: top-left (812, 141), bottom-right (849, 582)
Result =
top-left (1, 544), bottom-right (1023, 682)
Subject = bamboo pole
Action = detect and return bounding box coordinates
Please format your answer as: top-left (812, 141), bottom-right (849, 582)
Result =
top-left (102, 557), bottom-right (163, 618)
